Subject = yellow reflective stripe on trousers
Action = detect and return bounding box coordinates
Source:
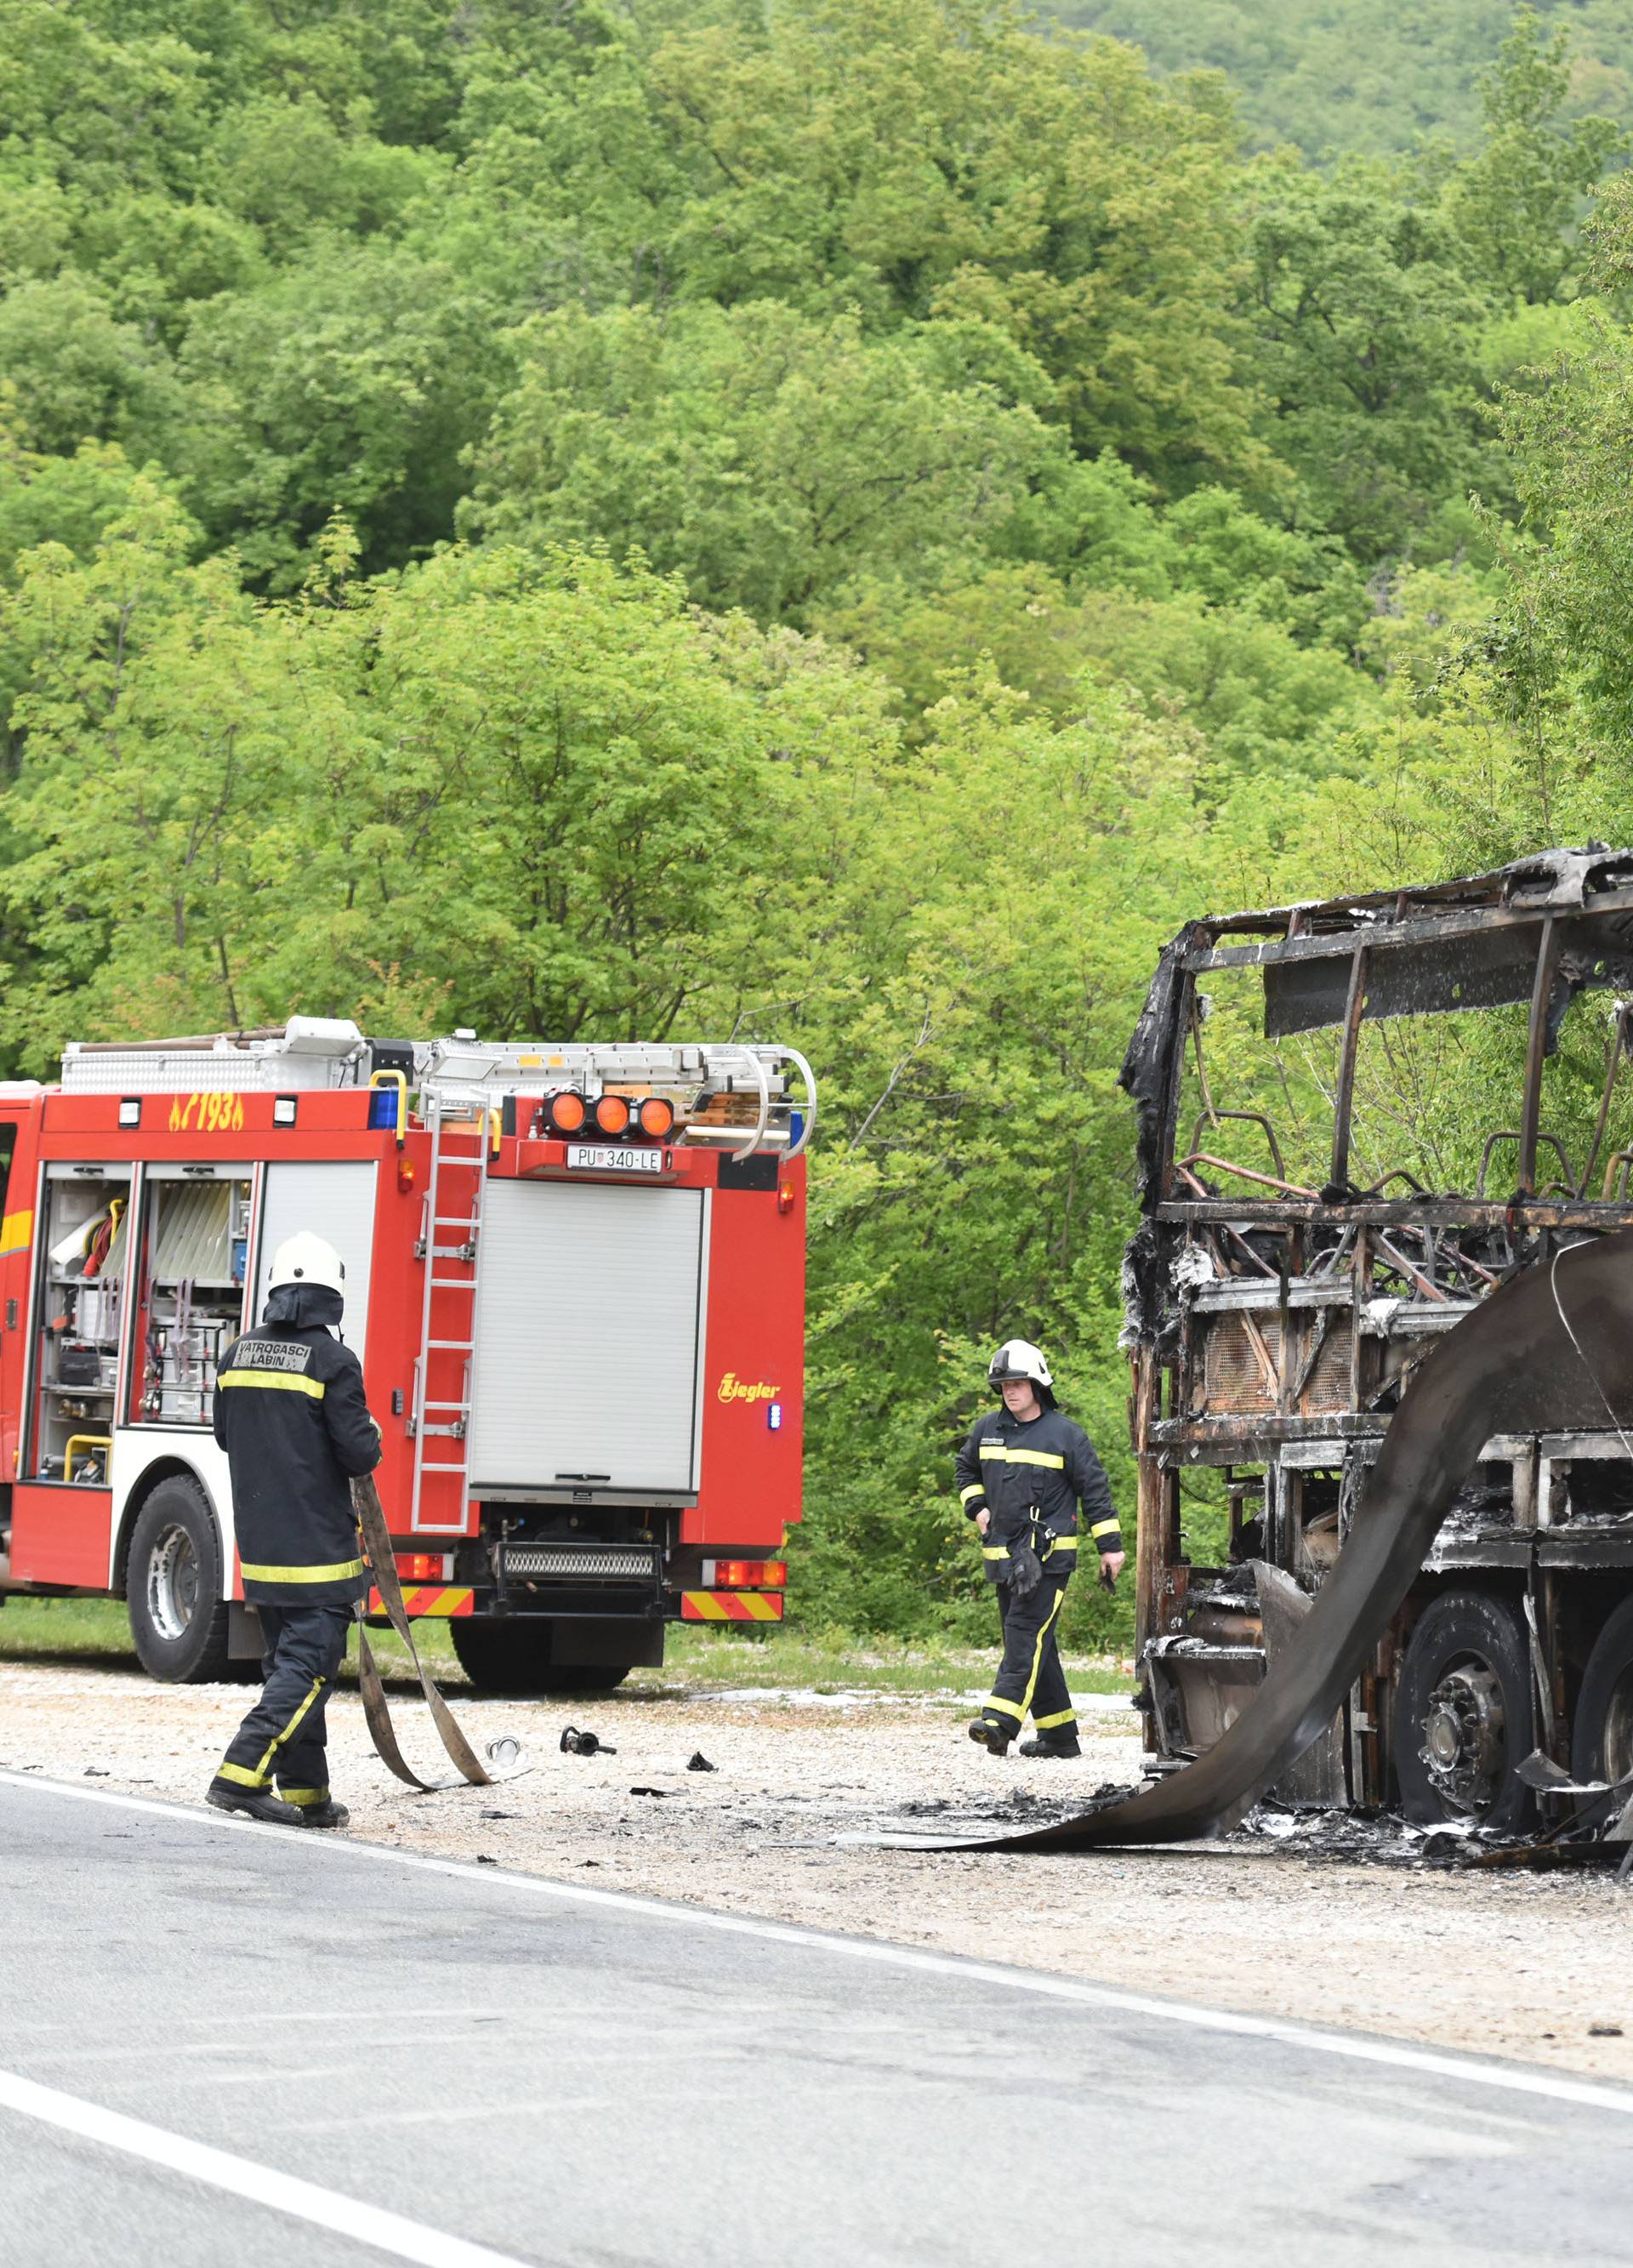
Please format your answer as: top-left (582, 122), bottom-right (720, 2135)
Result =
top-left (253, 1675), bottom-right (326, 1781)
top-left (982, 1546), bottom-right (1011, 1560)
top-left (240, 1557), bottom-right (365, 1584)
top-left (959, 1483), bottom-right (987, 1505)
top-left (278, 1786), bottom-right (330, 1806)
top-left (215, 1760), bottom-right (269, 1789)
top-left (1018, 1586), bottom-right (1066, 1720)
top-left (977, 1445), bottom-right (1066, 1469)
top-left (983, 1694), bottom-right (1027, 1722)
top-left (217, 1368), bottom-right (325, 1399)
top-left (1032, 1707), bottom-right (1078, 1731)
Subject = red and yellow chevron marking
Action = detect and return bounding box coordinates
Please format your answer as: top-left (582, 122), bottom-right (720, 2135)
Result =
top-left (365, 1586), bottom-right (475, 1618)
top-left (680, 1589), bottom-right (784, 1622)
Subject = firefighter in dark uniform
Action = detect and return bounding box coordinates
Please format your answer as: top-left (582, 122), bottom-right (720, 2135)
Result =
top-left (207, 1232), bottom-right (382, 1828)
top-left (957, 1339), bottom-right (1124, 1758)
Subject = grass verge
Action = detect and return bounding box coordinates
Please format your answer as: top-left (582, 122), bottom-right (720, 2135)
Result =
top-left (0, 1596), bottom-right (1134, 1696)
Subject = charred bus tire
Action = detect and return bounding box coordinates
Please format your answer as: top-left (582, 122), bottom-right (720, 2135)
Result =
top-left (1570, 1594), bottom-right (1633, 1832)
top-left (451, 1617), bottom-right (631, 1696)
top-left (1393, 1588), bottom-right (1536, 1833)
top-left (126, 1479), bottom-right (233, 1684)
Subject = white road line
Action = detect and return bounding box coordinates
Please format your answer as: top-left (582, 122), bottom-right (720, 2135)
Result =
top-left (6, 1769), bottom-right (1633, 2122)
top-left (0, 2067), bottom-right (533, 2268)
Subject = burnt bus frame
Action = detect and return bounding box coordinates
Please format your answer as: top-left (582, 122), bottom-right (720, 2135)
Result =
top-left (1120, 849), bottom-right (1633, 1805)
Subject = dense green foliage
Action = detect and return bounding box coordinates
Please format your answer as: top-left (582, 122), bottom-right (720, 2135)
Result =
top-left (1052, 0), bottom-right (1633, 159)
top-left (3, 0), bottom-right (1633, 1650)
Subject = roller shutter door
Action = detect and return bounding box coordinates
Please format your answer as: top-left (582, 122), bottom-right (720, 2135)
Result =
top-left (469, 1180), bottom-right (708, 1494)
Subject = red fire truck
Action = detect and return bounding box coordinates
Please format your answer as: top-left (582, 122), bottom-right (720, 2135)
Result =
top-left (0, 1019), bottom-right (812, 1692)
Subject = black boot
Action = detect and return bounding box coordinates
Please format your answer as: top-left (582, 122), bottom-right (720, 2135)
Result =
top-left (207, 1778), bottom-right (301, 1826)
top-left (289, 1798), bottom-right (350, 1830)
top-left (967, 1717), bottom-right (1013, 1756)
top-left (1019, 1734), bottom-right (1082, 1759)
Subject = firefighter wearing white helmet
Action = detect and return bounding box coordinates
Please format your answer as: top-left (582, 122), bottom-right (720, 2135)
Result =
top-left (956, 1338), bottom-right (1124, 1758)
top-left (207, 1231), bottom-right (382, 1830)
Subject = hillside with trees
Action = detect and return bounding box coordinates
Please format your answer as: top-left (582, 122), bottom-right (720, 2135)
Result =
top-left (1050, 0), bottom-right (1633, 157)
top-left (2, 0), bottom-right (1630, 1643)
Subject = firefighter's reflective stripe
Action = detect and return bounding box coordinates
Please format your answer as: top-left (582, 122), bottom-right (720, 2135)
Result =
top-left (365, 1585), bottom-right (475, 1618)
top-left (220, 1673), bottom-right (324, 1793)
top-left (977, 1445), bottom-right (1066, 1470)
top-left (0, 1208), bottom-right (32, 1258)
top-left (1090, 1517), bottom-right (1122, 1541)
top-left (1017, 1587), bottom-right (1065, 1716)
top-left (240, 1556), bottom-right (365, 1584)
top-left (248, 1674), bottom-right (325, 1782)
top-left (217, 1368), bottom-right (327, 1399)
top-left (1033, 1707), bottom-right (1078, 1731)
top-left (680, 1589), bottom-right (784, 1621)
top-left (279, 1785), bottom-right (331, 1806)
top-left (959, 1483), bottom-right (987, 1504)
top-left (982, 1585), bottom-right (1067, 1725)
top-left (1044, 1534), bottom-right (1078, 1557)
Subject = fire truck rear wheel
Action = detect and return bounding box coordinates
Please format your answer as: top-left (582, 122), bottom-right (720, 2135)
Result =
top-left (1392, 1587), bottom-right (1536, 1834)
top-left (1570, 1593), bottom-right (1633, 1832)
top-left (126, 1479), bottom-right (233, 1685)
top-left (450, 1617), bottom-right (629, 1696)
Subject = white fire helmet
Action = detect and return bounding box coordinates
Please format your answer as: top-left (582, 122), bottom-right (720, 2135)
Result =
top-left (269, 1231), bottom-right (346, 1297)
top-left (987, 1339), bottom-right (1052, 1390)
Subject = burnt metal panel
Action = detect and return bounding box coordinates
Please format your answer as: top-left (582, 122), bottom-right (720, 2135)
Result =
top-left (1201, 1313), bottom-right (1282, 1413)
top-left (1255, 1561), bottom-right (1347, 1808)
top-left (1536, 1534), bottom-right (1633, 1569)
top-left (1265, 923), bottom-right (1546, 1037)
top-left (1300, 1321), bottom-right (1352, 1415)
top-left (1192, 847), bottom-right (1633, 964)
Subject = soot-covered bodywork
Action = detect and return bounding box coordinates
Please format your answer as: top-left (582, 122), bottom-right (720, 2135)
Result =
top-left (1121, 847), bottom-right (1633, 1829)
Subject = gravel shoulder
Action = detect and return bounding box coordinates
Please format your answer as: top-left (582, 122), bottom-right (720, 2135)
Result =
top-left (4, 1656), bottom-right (1631, 2084)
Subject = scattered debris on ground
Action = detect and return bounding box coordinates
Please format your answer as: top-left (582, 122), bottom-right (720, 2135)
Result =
top-left (4, 1657), bottom-right (1631, 2083)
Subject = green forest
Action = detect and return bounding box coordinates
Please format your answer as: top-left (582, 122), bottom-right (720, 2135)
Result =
top-left (5, 0), bottom-right (1633, 1649)
top-left (1053, 0), bottom-right (1633, 158)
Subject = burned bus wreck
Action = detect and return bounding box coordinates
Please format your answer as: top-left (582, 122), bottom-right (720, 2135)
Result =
top-left (1121, 846), bottom-right (1633, 1832)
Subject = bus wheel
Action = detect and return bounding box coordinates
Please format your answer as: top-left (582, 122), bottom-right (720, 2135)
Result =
top-left (1570, 1594), bottom-right (1633, 1833)
top-left (127, 1479), bottom-right (232, 1684)
top-left (1393, 1587), bottom-right (1536, 1834)
top-left (450, 1618), bottom-right (630, 1696)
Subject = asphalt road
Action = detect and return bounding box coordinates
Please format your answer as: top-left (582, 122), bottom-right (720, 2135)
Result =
top-left (3, 1774), bottom-right (1631, 2268)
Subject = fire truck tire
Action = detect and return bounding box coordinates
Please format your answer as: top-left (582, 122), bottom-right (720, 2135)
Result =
top-left (126, 1479), bottom-right (233, 1685)
top-left (1393, 1588), bottom-right (1536, 1833)
top-left (543, 1665), bottom-right (632, 1695)
top-left (1570, 1593), bottom-right (1633, 1832)
top-left (449, 1618), bottom-right (630, 1695)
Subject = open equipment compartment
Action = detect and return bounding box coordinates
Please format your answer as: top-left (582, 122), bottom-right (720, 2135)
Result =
top-left (132, 1165), bottom-right (252, 1428)
top-left (32, 1163), bottom-right (129, 1481)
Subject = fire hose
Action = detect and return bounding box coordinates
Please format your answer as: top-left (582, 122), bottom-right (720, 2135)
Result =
top-left (350, 1473), bottom-right (527, 1792)
top-left (864, 1227), bottom-right (1633, 1852)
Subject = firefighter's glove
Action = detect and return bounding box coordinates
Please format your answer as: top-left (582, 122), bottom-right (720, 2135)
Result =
top-left (1009, 1542), bottom-right (1044, 1600)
